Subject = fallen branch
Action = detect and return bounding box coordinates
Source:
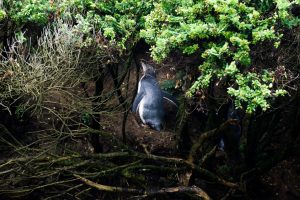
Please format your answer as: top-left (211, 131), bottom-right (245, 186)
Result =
top-left (74, 174), bottom-right (211, 200)
top-left (193, 166), bottom-right (240, 189)
top-left (199, 146), bottom-right (217, 167)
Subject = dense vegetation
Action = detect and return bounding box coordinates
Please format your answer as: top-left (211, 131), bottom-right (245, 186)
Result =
top-left (0, 0), bottom-right (300, 199)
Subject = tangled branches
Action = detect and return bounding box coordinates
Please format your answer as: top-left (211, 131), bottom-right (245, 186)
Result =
top-left (0, 128), bottom-right (238, 199)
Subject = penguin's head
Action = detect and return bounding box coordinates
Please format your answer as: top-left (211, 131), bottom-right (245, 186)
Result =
top-left (141, 62), bottom-right (156, 78)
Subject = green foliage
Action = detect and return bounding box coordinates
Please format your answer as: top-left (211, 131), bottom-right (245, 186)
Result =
top-left (0, 9), bottom-right (7, 21)
top-left (81, 112), bottom-right (92, 125)
top-left (141, 0), bottom-right (299, 113)
top-left (3, 0), bottom-right (154, 54)
top-left (227, 71), bottom-right (287, 113)
top-left (275, 0), bottom-right (300, 27)
top-left (6, 0), bottom-right (53, 24)
top-left (1, 0), bottom-right (299, 113)
top-left (160, 79), bottom-right (176, 91)
top-left (57, 0), bottom-right (154, 51)
top-left (15, 104), bottom-right (26, 119)
top-left (15, 31), bottom-right (27, 43)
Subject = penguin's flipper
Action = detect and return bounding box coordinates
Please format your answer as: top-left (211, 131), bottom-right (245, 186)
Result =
top-left (162, 91), bottom-right (179, 107)
top-left (132, 92), bottom-right (144, 113)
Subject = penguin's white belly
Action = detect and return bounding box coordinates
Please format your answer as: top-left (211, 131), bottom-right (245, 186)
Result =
top-left (138, 95), bottom-right (162, 125)
top-left (138, 98), bottom-right (146, 124)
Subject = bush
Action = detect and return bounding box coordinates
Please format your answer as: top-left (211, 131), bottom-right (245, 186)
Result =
top-left (1, 0), bottom-right (299, 114)
top-left (0, 20), bottom-right (100, 119)
top-left (140, 0), bottom-right (299, 113)
top-left (2, 0), bottom-right (154, 56)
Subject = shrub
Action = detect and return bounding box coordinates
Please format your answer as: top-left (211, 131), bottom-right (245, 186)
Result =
top-left (141, 0), bottom-right (300, 113)
top-left (0, 20), bottom-right (100, 119)
top-left (2, 0), bottom-right (154, 56)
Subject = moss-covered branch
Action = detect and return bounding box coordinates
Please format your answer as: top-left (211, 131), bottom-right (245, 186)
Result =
top-left (74, 174), bottom-right (211, 200)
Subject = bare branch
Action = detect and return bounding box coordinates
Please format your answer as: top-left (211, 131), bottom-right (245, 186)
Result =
top-left (74, 174), bottom-right (211, 200)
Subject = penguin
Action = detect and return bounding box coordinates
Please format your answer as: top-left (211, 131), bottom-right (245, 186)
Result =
top-left (218, 102), bottom-right (241, 160)
top-left (132, 62), bottom-right (178, 131)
